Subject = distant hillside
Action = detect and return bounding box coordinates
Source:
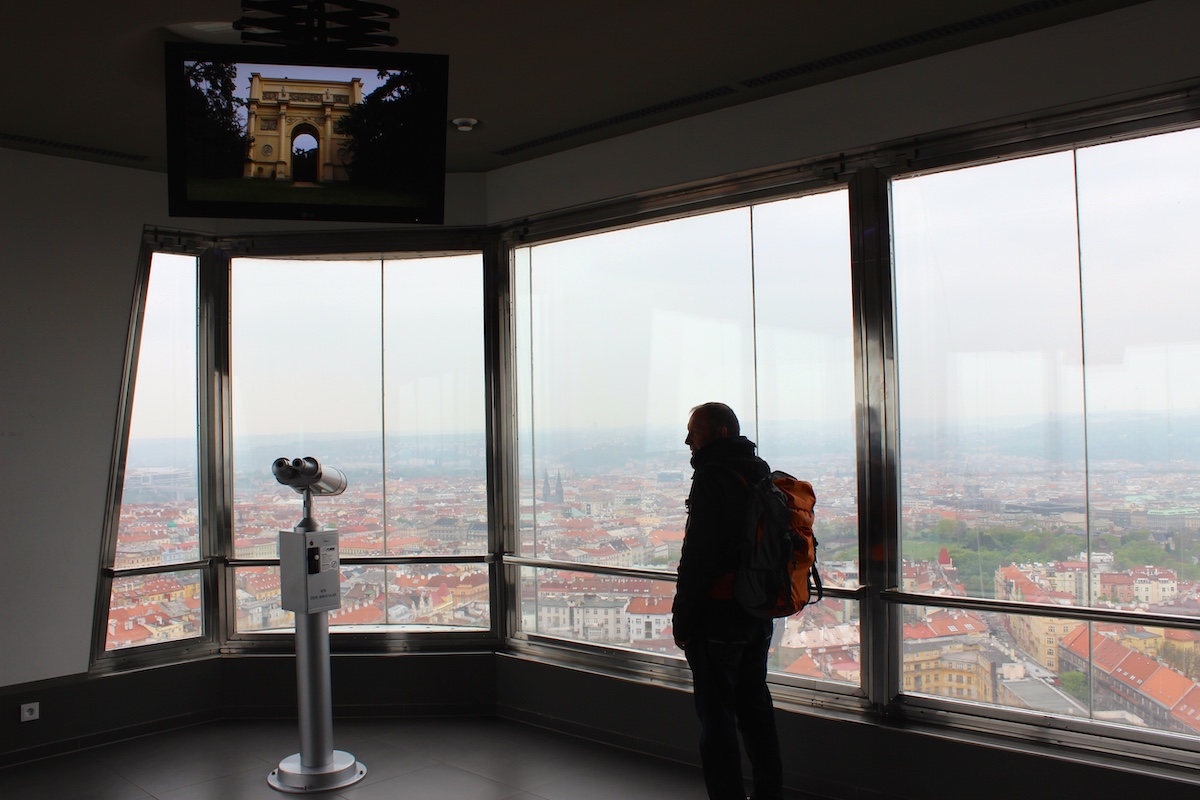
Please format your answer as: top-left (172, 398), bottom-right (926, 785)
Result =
top-left (902, 413), bottom-right (1200, 465)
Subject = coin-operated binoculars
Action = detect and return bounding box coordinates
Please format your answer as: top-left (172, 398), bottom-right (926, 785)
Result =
top-left (267, 457), bottom-right (366, 793)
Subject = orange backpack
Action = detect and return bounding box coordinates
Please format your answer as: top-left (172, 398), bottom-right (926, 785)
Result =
top-left (733, 470), bottom-right (822, 618)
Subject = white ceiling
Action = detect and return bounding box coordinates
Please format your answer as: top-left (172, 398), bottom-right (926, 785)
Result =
top-left (0, 0), bottom-right (1148, 173)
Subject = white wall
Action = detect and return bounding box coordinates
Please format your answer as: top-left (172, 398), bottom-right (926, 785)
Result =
top-left (1, 0), bottom-right (1198, 687)
top-left (0, 155), bottom-right (161, 686)
top-left (0, 157), bottom-right (484, 687)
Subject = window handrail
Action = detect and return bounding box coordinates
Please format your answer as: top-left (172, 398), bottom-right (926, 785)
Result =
top-left (882, 589), bottom-right (1200, 633)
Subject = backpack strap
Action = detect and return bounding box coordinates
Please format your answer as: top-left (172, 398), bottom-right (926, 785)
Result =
top-left (698, 464), bottom-right (753, 601)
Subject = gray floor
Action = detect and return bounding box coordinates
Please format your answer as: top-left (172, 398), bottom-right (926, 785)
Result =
top-left (0, 716), bottom-right (818, 799)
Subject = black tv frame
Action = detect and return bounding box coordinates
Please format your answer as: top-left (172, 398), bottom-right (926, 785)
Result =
top-left (164, 41), bottom-right (448, 224)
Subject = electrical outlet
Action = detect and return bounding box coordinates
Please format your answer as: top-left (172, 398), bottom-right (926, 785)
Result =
top-left (20, 702), bottom-right (39, 722)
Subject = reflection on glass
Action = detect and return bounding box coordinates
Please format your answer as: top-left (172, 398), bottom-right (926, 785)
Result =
top-left (515, 193), bottom-right (858, 593)
top-left (231, 258), bottom-right (384, 559)
top-left (105, 570), bottom-right (203, 650)
top-left (383, 255), bottom-right (487, 557)
top-left (516, 210), bottom-right (755, 567)
top-left (235, 563), bottom-right (489, 632)
top-left (894, 153), bottom-right (1086, 604)
top-left (116, 253), bottom-right (200, 569)
top-left (894, 128), bottom-right (1200, 617)
top-left (515, 246), bottom-right (536, 558)
top-left (1076, 127), bottom-right (1200, 606)
top-left (231, 255), bottom-right (487, 560)
top-left (751, 192), bottom-right (858, 588)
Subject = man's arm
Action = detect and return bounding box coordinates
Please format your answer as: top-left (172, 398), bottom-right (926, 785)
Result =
top-left (672, 468), bottom-right (733, 648)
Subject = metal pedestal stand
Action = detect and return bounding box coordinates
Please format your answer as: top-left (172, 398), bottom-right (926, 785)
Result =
top-left (268, 479), bottom-right (366, 793)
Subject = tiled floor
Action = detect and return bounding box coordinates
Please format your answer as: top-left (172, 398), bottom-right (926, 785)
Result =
top-left (0, 716), bottom-right (819, 799)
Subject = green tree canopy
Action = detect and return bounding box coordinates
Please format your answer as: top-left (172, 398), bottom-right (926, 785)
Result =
top-left (341, 69), bottom-right (441, 192)
top-left (182, 60), bottom-right (246, 179)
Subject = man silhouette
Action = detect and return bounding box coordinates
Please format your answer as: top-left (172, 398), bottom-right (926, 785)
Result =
top-left (673, 402), bottom-right (783, 800)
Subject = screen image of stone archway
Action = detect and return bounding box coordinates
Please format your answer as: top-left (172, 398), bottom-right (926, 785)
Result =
top-left (244, 74), bottom-right (362, 183)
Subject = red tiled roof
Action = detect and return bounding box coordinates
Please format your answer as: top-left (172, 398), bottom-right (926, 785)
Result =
top-left (1110, 651), bottom-right (1160, 690)
top-left (330, 600), bottom-right (385, 625)
top-left (1092, 636), bottom-right (1131, 674)
top-left (1141, 663), bottom-right (1195, 709)
top-left (626, 596), bottom-right (672, 615)
top-left (783, 653), bottom-right (824, 679)
top-left (1170, 685), bottom-right (1200, 733)
top-left (1059, 624), bottom-right (1091, 657)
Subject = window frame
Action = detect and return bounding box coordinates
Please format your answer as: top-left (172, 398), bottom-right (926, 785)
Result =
top-left (92, 79), bottom-right (1200, 774)
top-left (94, 227), bottom-right (504, 671)
top-left (94, 234), bottom-right (221, 670)
top-left (504, 183), bottom-right (867, 704)
top-left (880, 124), bottom-right (1200, 766)
top-left (497, 85), bottom-right (1200, 760)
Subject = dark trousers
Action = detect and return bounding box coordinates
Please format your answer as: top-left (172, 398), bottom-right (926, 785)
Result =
top-left (685, 616), bottom-right (783, 800)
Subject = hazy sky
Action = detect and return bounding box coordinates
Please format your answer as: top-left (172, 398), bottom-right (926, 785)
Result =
top-left (128, 127), bottom-right (1200, 447)
top-left (518, 190), bottom-right (855, 437)
top-left (892, 125), bottom-right (1200, 422)
top-left (230, 254), bottom-right (484, 441)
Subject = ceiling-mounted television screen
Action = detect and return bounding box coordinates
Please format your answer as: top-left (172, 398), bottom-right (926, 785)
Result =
top-left (164, 41), bottom-right (448, 224)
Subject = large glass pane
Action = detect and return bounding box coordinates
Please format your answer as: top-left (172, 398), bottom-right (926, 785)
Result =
top-left (231, 258), bottom-right (384, 558)
top-left (519, 566), bottom-right (859, 686)
top-left (903, 604), bottom-right (1200, 738)
top-left (893, 153), bottom-right (1087, 603)
top-left (771, 597), bottom-right (860, 686)
top-left (235, 563), bottom-right (489, 633)
top-left (107, 254), bottom-right (204, 652)
top-left (115, 253), bottom-right (200, 569)
top-left (376, 564), bottom-right (490, 629)
top-left (106, 570), bottom-right (203, 650)
top-left (515, 195), bottom-right (860, 679)
top-left (229, 254), bottom-right (489, 635)
top-left (752, 191), bottom-right (858, 589)
top-left (902, 605), bottom-right (1084, 712)
top-left (894, 128), bottom-right (1200, 737)
top-left (383, 255), bottom-right (487, 557)
top-left (896, 129), bottom-right (1200, 615)
top-left (1076, 127), bottom-right (1200, 610)
top-left (232, 255), bottom-right (486, 560)
top-left (519, 567), bottom-right (684, 652)
top-left (516, 210), bottom-right (756, 567)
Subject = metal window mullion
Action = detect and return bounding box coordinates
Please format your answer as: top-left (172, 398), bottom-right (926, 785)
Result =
top-left (483, 232), bottom-right (519, 643)
top-left (198, 247), bottom-right (233, 647)
top-left (90, 239), bottom-right (158, 666)
top-left (848, 166), bottom-right (902, 713)
top-left (880, 589), bottom-right (1200, 633)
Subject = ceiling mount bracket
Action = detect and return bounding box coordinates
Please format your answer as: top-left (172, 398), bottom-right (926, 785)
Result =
top-left (234, 0), bottom-right (399, 50)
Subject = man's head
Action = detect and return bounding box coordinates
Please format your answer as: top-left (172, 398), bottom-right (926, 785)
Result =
top-left (685, 402), bottom-right (740, 455)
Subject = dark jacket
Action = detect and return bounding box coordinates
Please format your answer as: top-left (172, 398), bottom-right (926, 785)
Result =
top-left (672, 435), bottom-right (769, 644)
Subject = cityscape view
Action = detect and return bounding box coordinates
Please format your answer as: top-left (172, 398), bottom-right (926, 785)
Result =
top-left (110, 412), bottom-right (1200, 740)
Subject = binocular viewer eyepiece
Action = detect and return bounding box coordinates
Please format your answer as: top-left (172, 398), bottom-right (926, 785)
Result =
top-left (273, 456), bottom-right (348, 496)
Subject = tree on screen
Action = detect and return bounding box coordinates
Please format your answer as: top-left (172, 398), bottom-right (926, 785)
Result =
top-left (340, 69), bottom-right (438, 192)
top-left (183, 61), bottom-right (247, 179)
